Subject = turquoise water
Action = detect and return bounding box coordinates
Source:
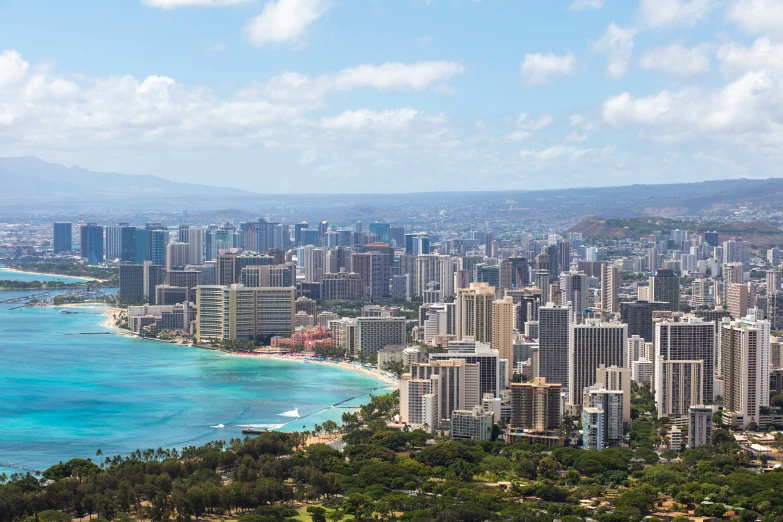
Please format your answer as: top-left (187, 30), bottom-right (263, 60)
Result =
top-left (0, 267), bottom-right (88, 283)
top-left (0, 275), bottom-right (390, 476)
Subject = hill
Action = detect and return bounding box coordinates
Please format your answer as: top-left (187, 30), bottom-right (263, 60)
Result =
top-left (569, 216), bottom-right (783, 247)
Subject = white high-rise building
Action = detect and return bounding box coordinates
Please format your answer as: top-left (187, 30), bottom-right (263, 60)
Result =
top-left (595, 365), bottom-right (631, 426)
top-left (105, 225), bottom-right (123, 260)
top-left (456, 282), bottom-right (496, 344)
top-left (627, 335), bottom-right (646, 369)
top-left (601, 264), bottom-right (619, 313)
top-left (654, 317), bottom-right (715, 407)
top-left (492, 296), bottom-right (514, 383)
top-left (538, 302), bottom-right (572, 392)
top-left (719, 316), bottom-right (771, 428)
top-left (655, 359), bottom-right (704, 420)
top-left (569, 320), bottom-right (627, 408)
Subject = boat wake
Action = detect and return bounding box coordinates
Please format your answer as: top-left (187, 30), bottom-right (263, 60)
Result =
top-left (241, 423), bottom-right (285, 429)
top-left (278, 408), bottom-right (300, 418)
top-left (210, 424), bottom-right (225, 429)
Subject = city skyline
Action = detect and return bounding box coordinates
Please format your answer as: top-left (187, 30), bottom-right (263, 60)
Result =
top-left (2, 0), bottom-right (783, 193)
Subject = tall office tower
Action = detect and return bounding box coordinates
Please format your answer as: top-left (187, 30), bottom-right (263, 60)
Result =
top-left (405, 233), bottom-right (430, 256)
top-left (492, 296), bottom-right (514, 383)
top-left (546, 244), bottom-right (559, 278)
top-left (536, 269), bottom-right (551, 304)
top-left (142, 261), bottom-right (163, 303)
top-left (703, 231), bottom-right (719, 248)
top-left (294, 222), bottom-right (309, 246)
top-left (318, 220), bottom-right (329, 242)
top-left (416, 253), bottom-right (442, 297)
top-left (155, 285), bottom-right (188, 306)
top-left (118, 264), bottom-right (145, 304)
top-left (724, 262), bottom-right (744, 286)
top-left (719, 316), bottom-right (771, 428)
top-left (727, 283), bottom-right (749, 319)
top-left (723, 238), bottom-right (751, 272)
top-left (366, 251), bottom-right (391, 302)
top-left (456, 282), bottom-right (496, 344)
top-left (559, 270), bottom-right (590, 312)
top-left (217, 252), bottom-right (240, 286)
top-left (205, 225), bottom-right (239, 261)
top-left (80, 223), bottom-right (104, 264)
top-left (168, 270), bottom-right (200, 302)
top-left (274, 224), bottom-right (290, 250)
top-left (650, 270), bottom-right (681, 312)
top-left (483, 230), bottom-right (494, 255)
top-left (430, 342), bottom-right (501, 398)
top-left (476, 263), bottom-right (500, 290)
top-left (767, 269), bottom-right (781, 293)
top-left (166, 242), bottom-right (189, 271)
top-left (655, 317), bottom-right (715, 414)
top-left (595, 365), bottom-right (631, 426)
top-left (495, 259), bottom-right (512, 296)
top-left (692, 279), bottom-right (713, 308)
top-left (118, 225), bottom-right (136, 262)
top-left (405, 358), bottom-right (481, 430)
top-left (568, 320), bottom-right (627, 407)
top-left (768, 247), bottom-right (781, 267)
top-left (535, 252), bottom-right (550, 275)
top-left (351, 252), bottom-right (373, 300)
top-left (355, 316), bottom-right (406, 358)
top-left (538, 302), bottom-right (572, 392)
top-left (688, 405), bottom-right (713, 448)
top-left (557, 240), bottom-right (571, 274)
top-left (303, 246), bottom-right (324, 283)
top-left (582, 384), bottom-right (624, 449)
top-left (601, 264), bottom-right (619, 313)
top-left (105, 225), bottom-right (123, 260)
top-left (508, 377), bottom-right (562, 431)
top-left (369, 222), bottom-right (391, 243)
top-left (621, 300), bottom-right (672, 341)
top-left (646, 246), bottom-right (658, 271)
top-left (398, 254), bottom-right (417, 297)
top-left (178, 227), bottom-right (204, 265)
top-left (390, 226), bottom-right (405, 247)
top-left (391, 274), bottom-right (410, 301)
top-left (585, 247), bottom-right (598, 262)
top-left (768, 291), bottom-right (783, 330)
top-left (53, 222), bottom-right (72, 253)
top-left (680, 253), bottom-right (697, 274)
top-left (627, 335), bottom-right (646, 368)
top-left (508, 257), bottom-right (529, 287)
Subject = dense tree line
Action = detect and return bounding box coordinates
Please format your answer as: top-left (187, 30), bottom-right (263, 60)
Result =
top-left (2, 390), bottom-right (783, 521)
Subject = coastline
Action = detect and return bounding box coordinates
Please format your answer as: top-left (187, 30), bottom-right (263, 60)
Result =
top-left (0, 267), bottom-right (101, 282)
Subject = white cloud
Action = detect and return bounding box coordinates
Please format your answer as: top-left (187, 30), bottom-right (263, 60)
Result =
top-left (516, 113), bottom-right (555, 130)
top-left (602, 70), bottom-right (778, 134)
top-left (638, 43), bottom-right (711, 76)
top-left (593, 23), bottom-right (635, 79)
top-left (333, 61), bottom-right (466, 91)
top-left (727, 0), bottom-right (783, 37)
top-left (519, 52), bottom-right (575, 86)
top-left (142, 0), bottom-right (254, 8)
top-left (569, 0), bottom-right (603, 11)
top-left (0, 50), bottom-right (29, 87)
top-left (718, 38), bottom-right (783, 77)
top-left (245, 0), bottom-right (328, 46)
top-left (320, 109), bottom-right (421, 131)
top-left (520, 145), bottom-right (592, 160)
top-left (638, 0), bottom-right (716, 28)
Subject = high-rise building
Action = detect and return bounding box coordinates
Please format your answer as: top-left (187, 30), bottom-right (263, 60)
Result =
top-left (120, 225), bottom-right (137, 262)
top-left (143, 261), bottom-right (163, 303)
top-left (538, 302), bottom-right (572, 392)
top-left (627, 335), bottom-right (646, 369)
top-left (557, 240), bottom-right (571, 275)
top-left (582, 383), bottom-right (624, 449)
top-left (179, 227), bottom-right (204, 265)
top-left (559, 270), bottom-right (590, 312)
top-left (723, 239), bottom-right (751, 272)
top-left (769, 291), bottom-right (783, 330)
top-left (727, 283), bottom-right (749, 319)
top-left (509, 377), bottom-right (561, 432)
top-left (456, 282), bottom-right (496, 344)
top-left (620, 300), bottom-right (672, 341)
top-left (654, 317), bottom-right (715, 419)
top-left (601, 264), bottom-right (619, 313)
top-left (719, 316), bottom-right (771, 428)
top-left (390, 226), bottom-right (405, 247)
top-left (595, 365), bottom-right (632, 426)
top-left (195, 285), bottom-right (295, 342)
top-left (167, 269), bottom-right (201, 302)
top-left (166, 242), bottom-right (189, 271)
top-left (53, 222), bottom-right (72, 253)
top-left (536, 269), bottom-right (550, 304)
top-left (650, 270), bottom-right (681, 312)
top-left (405, 233), bottom-right (430, 256)
top-left (155, 285), bottom-right (188, 306)
top-left (768, 247), bottom-right (780, 267)
top-left (294, 222), bottom-right (309, 246)
top-left (450, 406), bottom-right (494, 441)
top-left (369, 222), bottom-right (391, 243)
top-left (355, 316), bottom-right (406, 358)
top-left (105, 225), bottom-right (124, 260)
top-left (692, 278), bottom-right (713, 308)
top-left (430, 342), bottom-right (501, 398)
top-left (119, 264), bottom-right (145, 304)
top-left (568, 320), bottom-right (627, 407)
top-left (492, 296), bottom-right (514, 383)
top-left (79, 223), bottom-right (104, 264)
top-left (404, 358), bottom-right (481, 430)
top-left (688, 405), bottom-right (713, 448)
top-left (322, 270), bottom-right (364, 301)
top-left (703, 231), bottom-right (719, 248)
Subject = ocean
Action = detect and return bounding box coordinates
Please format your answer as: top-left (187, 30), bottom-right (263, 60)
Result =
top-left (0, 270), bottom-right (390, 476)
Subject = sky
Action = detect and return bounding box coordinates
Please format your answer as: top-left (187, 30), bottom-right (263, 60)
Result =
top-left (1, 0), bottom-right (782, 194)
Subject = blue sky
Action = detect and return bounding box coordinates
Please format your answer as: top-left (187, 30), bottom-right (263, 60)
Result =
top-left (1, 0), bottom-right (781, 193)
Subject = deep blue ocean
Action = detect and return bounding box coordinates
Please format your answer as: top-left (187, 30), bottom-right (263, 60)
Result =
top-left (0, 268), bottom-right (389, 476)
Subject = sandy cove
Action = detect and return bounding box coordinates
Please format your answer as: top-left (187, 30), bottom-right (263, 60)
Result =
top-left (51, 303), bottom-right (124, 329)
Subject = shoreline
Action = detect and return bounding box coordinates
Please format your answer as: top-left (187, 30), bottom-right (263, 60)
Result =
top-left (0, 267), bottom-right (102, 282)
